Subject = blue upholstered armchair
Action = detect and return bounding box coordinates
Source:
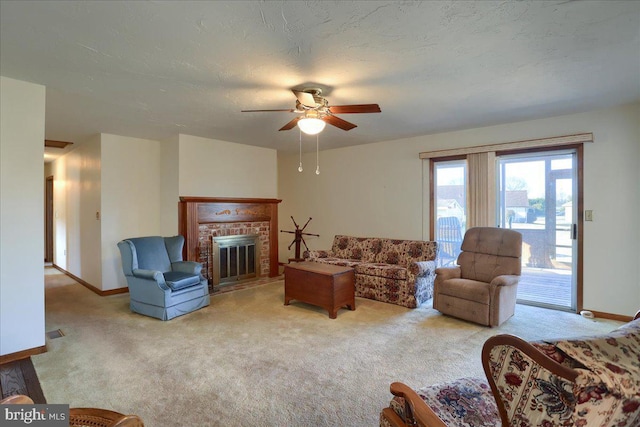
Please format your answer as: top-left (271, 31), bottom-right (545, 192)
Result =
top-left (117, 235), bottom-right (210, 320)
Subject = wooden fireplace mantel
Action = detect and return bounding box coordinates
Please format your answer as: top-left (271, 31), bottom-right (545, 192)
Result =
top-left (178, 197), bottom-right (282, 277)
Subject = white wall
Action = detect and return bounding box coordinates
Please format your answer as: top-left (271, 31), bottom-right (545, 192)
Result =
top-left (0, 76), bottom-right (46, 356)
top-left (160, 136), bottom-right (180, 236)
top-left (278, 103), bottom-right (640, 317)
top-left (51, 133), bottom-right (278, 292)
top-left (277, 140), bottom-right (423, 257)
top-left (178, 134), bottom-right (278, 198)
top-left (101, 134), bottom-right (163, 290)
top-left (75, 139), bottom-right (102, 285)
top-left (51, 135), bottom-right (102, 284)
top-left (52, 152), bottom-right (68, 268)
top-left (53, 133), bottom-right (163, 291)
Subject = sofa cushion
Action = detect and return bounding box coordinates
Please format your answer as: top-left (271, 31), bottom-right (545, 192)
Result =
top-left (436, 278), bottom-right (490, 304)
top-left (331, 235), bottom-right (382, 263)
top-left (355, 263), bottom-right (407, 280)
top-left (388, 377), bottom-right (499, 427)
top-left (312, 257), bottom-right (361, 268)
top-left (377, 250), bottom-right (402, 265)
top-left (378, 239), bottom-right (437, 266)
top-left (163, 271), bottom-right (201, 291)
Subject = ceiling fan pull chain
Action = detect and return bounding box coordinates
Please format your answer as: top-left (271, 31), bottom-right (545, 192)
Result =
top-left (315, 134), bottom-right (320, 175)
top-left (298, 129), bottom-right (303, 172)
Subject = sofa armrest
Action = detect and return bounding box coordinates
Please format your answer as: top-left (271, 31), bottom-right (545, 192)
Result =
top-left (482, 334), bottom-right (579, 426)
top-left (304, 249), bottom-right (331, 260)
top-left (490, 274), bottom-right (519, 287)
top-left (385, 382), bottom-right (447, 427)
top-left (172, 261), bottom-right (202, 275)
top-left (409, 260), bottom-right (436, 276)
top-left (434, 266), bottom-right (461, 280)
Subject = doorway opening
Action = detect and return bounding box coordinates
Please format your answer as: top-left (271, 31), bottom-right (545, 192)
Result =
top-left (45, 175), bottom-right (53, 263)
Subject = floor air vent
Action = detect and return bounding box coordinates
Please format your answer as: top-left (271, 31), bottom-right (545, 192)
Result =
top-left (46, 329), bottom-right (64, 339)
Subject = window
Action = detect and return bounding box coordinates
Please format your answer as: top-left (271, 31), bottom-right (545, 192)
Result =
top-left (433, 159), bottom-right (466, 266)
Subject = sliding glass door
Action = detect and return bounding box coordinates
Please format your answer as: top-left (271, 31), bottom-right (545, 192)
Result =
top-left (497, 150), bottom-right (578, 311)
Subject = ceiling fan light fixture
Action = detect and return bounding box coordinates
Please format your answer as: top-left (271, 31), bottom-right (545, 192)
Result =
top-left (242, 88), bottom-right (380, 133)
top-left (297, 117), bottom-right (326, 135)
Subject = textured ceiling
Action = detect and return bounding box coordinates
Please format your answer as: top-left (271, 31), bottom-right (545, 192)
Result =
top-left (1, 1), bottom-right (639, 155)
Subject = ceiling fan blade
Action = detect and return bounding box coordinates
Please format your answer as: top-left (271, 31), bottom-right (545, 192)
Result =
top-left (323, 114), bottom-right (357, 131)
top-left (279, 117), bottom-right (301, 131)
top-left (241, 109), bottom-right (296, 112)
top-left (328, 104), bottom-right (381, 114)
top-left (292, 90), bottom-right (316, 107)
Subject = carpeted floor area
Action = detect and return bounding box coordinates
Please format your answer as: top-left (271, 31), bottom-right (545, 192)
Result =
top-left (33, 268), bottom-right (622, 426)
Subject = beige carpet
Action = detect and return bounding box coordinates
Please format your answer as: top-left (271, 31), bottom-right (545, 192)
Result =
top-left (33, 269), bottom-right (622, 426)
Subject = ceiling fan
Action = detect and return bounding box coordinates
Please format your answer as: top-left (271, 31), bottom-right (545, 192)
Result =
top-left (241, 88), bottom-right (381, 134)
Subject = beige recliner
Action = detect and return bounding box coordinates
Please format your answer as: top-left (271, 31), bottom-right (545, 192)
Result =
top-left (433, 227), bottom-right (522, 326)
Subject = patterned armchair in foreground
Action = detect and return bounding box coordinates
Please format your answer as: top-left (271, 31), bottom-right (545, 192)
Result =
top-left (118, 235), bottom-right (210, 320)
top-left (381, 311), bottom-right (640, 427)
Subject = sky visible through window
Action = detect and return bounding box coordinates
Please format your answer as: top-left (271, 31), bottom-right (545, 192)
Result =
top-left (437, 158), bottom-right (572, 200)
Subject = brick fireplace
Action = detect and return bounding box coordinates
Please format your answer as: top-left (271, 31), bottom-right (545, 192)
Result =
top-left (178, 197), bottom-right (282, 290)
top-left (200, 225), bottom-right (266, 286)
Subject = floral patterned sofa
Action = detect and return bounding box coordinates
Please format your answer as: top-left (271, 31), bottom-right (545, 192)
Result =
top-left (304, 235), bottom-right (438, 308)
top-left (381, 311), bottom-right (640, 427)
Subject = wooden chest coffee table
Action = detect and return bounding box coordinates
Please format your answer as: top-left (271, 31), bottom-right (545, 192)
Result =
top-left (284, 262), bottom-right (355, 319)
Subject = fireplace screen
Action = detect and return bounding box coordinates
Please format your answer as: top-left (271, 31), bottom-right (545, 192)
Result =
top-left (212, 234), bottom-right (260, 286)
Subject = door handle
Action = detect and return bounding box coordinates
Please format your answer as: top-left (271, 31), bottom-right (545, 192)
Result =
top-left (572, 223), bottom-right (577, 240)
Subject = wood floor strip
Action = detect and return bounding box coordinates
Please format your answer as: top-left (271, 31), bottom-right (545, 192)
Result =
top-left (0, 363), bottom-right (27, 397)
top-left (0, 358), bottom-right (46, 403)
top-left (19, 358), bottom-right (46, 404)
